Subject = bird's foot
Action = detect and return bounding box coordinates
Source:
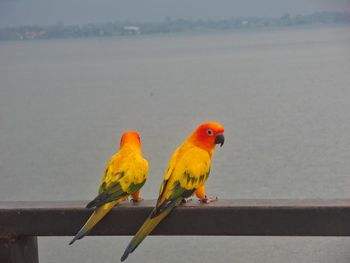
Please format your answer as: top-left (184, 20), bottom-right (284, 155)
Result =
top-left (200, 195), bottom-right (218, 204)
top-left (131, 197), bottom-right (144, 203)
top-left (182, 197), bottom-right (193, 203)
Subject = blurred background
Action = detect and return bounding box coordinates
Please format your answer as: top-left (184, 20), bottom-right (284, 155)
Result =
top-left (1, 1), bottom-right (350, 262)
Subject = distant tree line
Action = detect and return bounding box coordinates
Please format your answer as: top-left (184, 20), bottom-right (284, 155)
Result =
top-left (1, 12), bottom-right (349, 41)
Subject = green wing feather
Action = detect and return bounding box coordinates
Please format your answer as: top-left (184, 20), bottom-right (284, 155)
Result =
top-left (87, 151), bottom-right (148, 209)
top-left (70, 147), bottom-right (148, 245)
top-left (86, 182), bottom-right (127, 208)
top-left (121, 145), bottom-right (211, 261)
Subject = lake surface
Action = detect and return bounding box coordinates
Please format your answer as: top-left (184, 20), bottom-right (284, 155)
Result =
top-left (1, 26), bottom-right (350, 262)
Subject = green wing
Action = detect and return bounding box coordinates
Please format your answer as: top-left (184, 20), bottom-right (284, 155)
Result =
top-left (87, 152), bottom-right (148, 209)
top-left (154, 146), bottom-right (211, 215)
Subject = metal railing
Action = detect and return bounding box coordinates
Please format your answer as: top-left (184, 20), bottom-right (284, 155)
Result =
top-left (1, 199), bottom-right (350, 263)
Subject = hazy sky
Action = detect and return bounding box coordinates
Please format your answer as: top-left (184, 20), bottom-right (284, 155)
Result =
top-left (1, 0), bottom-right (349, 26)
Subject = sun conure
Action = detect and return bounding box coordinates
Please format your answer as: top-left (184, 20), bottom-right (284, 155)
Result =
top-left (69, 131), bottom-right (149, 245)
top-left (121, 122), bottom-right (225, 261)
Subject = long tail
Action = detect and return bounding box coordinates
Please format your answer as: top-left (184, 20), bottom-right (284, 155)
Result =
top-left (121, 198), bottom-right (182, 261)
top-left (69, 199), bottom-right (120, 245)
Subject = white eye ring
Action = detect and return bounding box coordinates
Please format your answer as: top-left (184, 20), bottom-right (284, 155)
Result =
top-left (206, 129), bottom-right (214, 136)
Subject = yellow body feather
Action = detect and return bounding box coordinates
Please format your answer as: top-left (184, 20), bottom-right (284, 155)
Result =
top-left (157, 141), bottom-right (211, 205)
top-left (69, 132), bottom-right (148, 245)
top-left (102, 144), bottom-right (148, 193)
top-left (121, 120), bottom-right (225, 262)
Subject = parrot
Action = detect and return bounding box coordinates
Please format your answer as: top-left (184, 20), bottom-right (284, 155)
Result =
top-left (121, 122), bottom-right (225, 261)
top-left (69, 130), bottom-right (149, 245)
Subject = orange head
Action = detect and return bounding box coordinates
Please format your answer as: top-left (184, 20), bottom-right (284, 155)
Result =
top-left (119, 130), bottom-right (142, 149)
top-left (189, 122), bottom-right (225, 152)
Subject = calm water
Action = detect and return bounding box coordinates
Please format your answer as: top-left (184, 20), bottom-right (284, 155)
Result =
top-left (1, 26), bottom-right (350, 263)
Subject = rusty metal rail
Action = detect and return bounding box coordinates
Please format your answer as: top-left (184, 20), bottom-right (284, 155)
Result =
top-left (1, 199), bottom-right (350, 262)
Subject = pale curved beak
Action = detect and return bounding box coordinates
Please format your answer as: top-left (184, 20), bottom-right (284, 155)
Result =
top-left (215, 134), bottom-right (225, 147)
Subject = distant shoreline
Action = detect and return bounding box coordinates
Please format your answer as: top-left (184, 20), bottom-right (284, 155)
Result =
top-left (1, 12), bottom-right (349, 41)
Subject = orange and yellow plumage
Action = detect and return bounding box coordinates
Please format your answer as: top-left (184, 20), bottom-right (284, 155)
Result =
top-left (121, 122), bottom-right (225, 261)
top-left (69, 131), bottom-right (148, 245)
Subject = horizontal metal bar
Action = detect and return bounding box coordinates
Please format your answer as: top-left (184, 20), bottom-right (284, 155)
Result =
top-left (1, 199), bottom-right (350, 237)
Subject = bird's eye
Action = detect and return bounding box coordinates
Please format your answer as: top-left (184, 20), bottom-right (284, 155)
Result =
top-left (206, 129), bottom-right (213, 136)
